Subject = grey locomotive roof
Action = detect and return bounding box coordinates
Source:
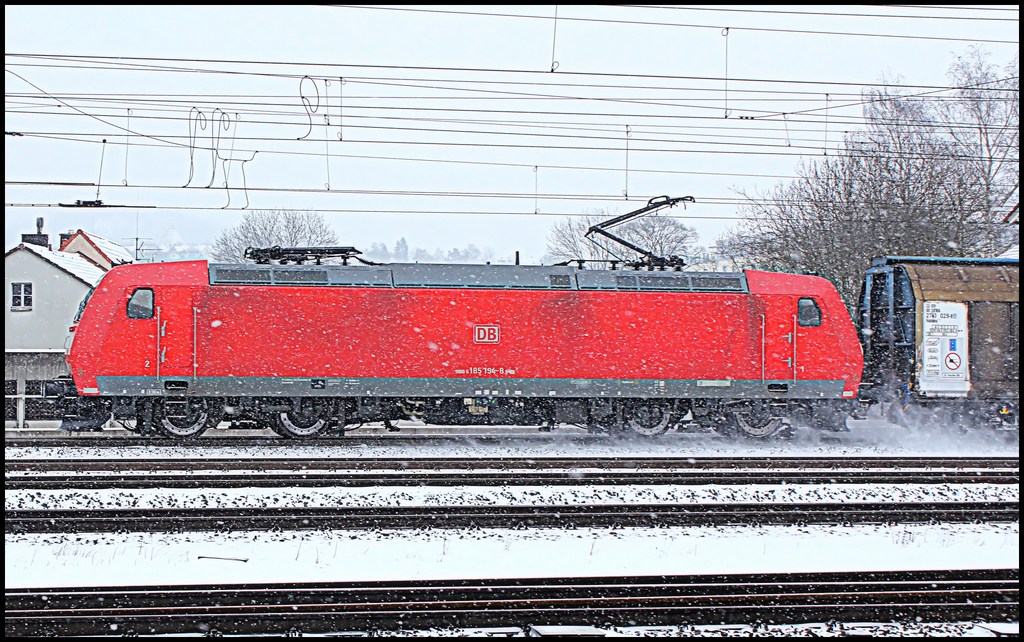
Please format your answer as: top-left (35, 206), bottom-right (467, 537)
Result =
top-left (208, 262), bottom-right (748, 293)
top-left (872, 255), bottom-right (1019, 267)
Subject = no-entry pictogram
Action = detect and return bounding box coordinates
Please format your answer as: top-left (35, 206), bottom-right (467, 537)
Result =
top-left (944, 353), bottom-right (962, 370)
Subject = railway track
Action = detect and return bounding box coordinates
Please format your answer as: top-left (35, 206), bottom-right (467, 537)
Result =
top-left (5, 433), bottom-right (637, 448)
top-left (5, 456), bottom-right (1019, 490)
top-left (6, 501), bottom-right (1017, 533)
top-left (6, 568), bottom-right (1017, 637)
top-left (6, 427), bottom-right (1018, 450)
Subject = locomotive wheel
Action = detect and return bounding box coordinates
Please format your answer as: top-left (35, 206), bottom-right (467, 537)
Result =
top-left (275, 399), bottom-right (330, 438)
top-left (727, 401), bottom-right (784, 439)
top-left (154, 397), bottom-right (221, 439)
top-left (624, 401), bottom-right (672, 437)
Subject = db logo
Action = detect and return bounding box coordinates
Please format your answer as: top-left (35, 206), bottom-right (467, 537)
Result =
top-left (474, 324), bottom-right (500, 344)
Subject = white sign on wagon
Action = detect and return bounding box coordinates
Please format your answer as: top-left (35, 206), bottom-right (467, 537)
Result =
top-left (917, 300), bottom-right (971, 396)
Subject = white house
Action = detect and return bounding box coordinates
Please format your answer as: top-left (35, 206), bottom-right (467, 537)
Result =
top-left (58, 228), bottom-right (136, 269)
top-left (4, 223), bottom-right (127, 427)
top-left (999, 204), bottom-right (1019, 259)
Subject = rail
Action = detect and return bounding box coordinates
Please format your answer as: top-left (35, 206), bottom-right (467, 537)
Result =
top-left (6, 568), bottom-right (1017, 637)
top-left (6, 501), bottom-right (1018, 533)
top-left (6, 456), bottom-right (1019, 490)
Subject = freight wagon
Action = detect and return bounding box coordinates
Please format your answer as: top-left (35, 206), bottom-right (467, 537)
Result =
top-left (857, 256), bottom-right (1019, 427)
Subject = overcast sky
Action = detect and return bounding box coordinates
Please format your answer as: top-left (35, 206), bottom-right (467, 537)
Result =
top-left (4, 5), bottom-right (1019, 263)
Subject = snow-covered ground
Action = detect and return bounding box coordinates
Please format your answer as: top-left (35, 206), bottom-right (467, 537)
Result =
top-left (6, 417), bottom-right (1017, 635)
top-left (6, 482), bottom-right (1018, 511)
top-left (5, 522), bottom-right (1018, 589)
top-left (352, 622), bottom-right (1020, 637)
top-left (5, 416), bottom-right (1019, 461)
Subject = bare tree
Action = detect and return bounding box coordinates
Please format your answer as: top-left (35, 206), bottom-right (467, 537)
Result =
top-left (935, 47), bottom-right (1019, 255)
top-left (210, 209), bottom-right (339, 262)
top-left (545, 208), bottom-right (700, 266)
top-left (724, 48), bottom-right (1019, 309)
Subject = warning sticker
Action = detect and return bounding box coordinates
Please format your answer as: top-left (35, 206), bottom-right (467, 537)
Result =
top-left (918, 301), bottom-right (970, 396)
top-left (944, 352), bottom-right (961, 370)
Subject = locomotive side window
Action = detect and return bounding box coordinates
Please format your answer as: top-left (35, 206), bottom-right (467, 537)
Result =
top-left (127, 288), bottom-right (154, 319)
top-left (797, 297), bottom-right (821, 327)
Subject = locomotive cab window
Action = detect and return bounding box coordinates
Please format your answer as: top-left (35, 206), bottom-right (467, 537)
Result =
top-left (73, 287), bottom-right (94, 323)
top-left (797, 297), bottom-right (821, 327)
top-left (126, 288), bottom-right (154, 319)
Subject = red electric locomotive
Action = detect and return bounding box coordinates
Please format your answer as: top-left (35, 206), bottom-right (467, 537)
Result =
top-left (51, 198), bottom-right (864, 439)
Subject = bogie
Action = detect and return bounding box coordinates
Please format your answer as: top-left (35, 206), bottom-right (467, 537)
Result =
top-left (153, 397), bottom-right (223, 439)
top-left (623, 400), bottom-right (674, 437)
top-left (722, 400), bottom-right (787, 439)
top-left (273, 398), bottom-right (331, 438)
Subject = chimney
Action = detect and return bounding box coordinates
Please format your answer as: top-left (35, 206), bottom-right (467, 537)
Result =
top-left (59, 229), bottom-right (76, 249)
top-left (21, 217), bottom-right (49, 249)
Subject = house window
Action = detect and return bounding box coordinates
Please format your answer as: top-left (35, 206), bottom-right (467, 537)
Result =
top-left (11, 282), bottom-right (32, 310)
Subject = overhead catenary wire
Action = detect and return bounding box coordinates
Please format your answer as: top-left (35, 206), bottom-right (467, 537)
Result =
top-left (623, 5), bottom-right (1020, 23)
top-left (325, 5), bottom-right (1020, 45)
top-left (880, 5), bottom-right (1020, 13)
top-left (10, 94), bottom-right (1019, 134)
top-left (11, 125), bottom-right (1017, 163)
top-left (6, 55), bottom-right (1017, 135)
top-left (7, 75), bottom-right (1017, 141)
top-left (5, 199), bottom-right (1015, 225)
top-left (4, 4), bottom-right (1018, 247)
top-left (7, 105), bottom-right (927, 149)
top-left (6, 181), bottom-right (1018, 218)
top-left (8, 52), bottom-right (1018, 92)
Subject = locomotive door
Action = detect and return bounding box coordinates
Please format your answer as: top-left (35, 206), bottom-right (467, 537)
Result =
top-left (154, 286), bottom-right (200, 384)
top-left (121, 286), bottom-right (159, 383)
top-left (793, 296), bottom-right (832, 385)
top-left (760, 296), bottom-right (800, 385)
